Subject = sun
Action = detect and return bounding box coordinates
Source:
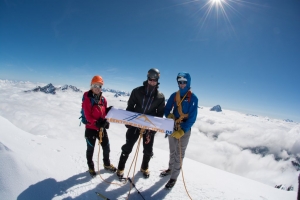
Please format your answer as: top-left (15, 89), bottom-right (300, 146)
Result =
top-left (194, 0), bottom-right (237, 33)
top-left (210, 0), bottom-right (223, 5)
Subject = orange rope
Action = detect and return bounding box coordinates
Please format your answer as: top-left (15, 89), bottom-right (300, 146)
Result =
top-left (126, 129), bottom-right (144, 200)
top-left (175, 90), bottom-right (190, 130)
top-left (96, 128), bottom-right (123, 186)
top-left (179, 138), bottom-right (193, 200)
top-left (173, 90), bottom-right (193, 199)
top-left (95, 127), bottom-right (147, 199)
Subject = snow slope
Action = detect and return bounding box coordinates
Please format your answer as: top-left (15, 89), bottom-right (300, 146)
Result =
top-left (0, 80), bottom-right (298, 199)
top-left (0, 116), bottom-right (297, 200)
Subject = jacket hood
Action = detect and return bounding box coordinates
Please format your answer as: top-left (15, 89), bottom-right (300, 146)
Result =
top-left (177, 72), bottom-right (191, 96)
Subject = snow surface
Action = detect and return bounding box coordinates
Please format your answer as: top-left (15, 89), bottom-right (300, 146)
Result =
top-left (0, 80), bottom-right (298, 200)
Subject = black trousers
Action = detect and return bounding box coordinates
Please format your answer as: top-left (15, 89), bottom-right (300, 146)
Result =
top-left (85, 128), bottom-right (110, 169)
top-left (118, 127), bottom-right (155, 170)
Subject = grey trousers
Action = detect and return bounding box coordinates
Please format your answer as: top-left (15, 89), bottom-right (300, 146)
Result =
top-left (168, 129), bottom-right (191, 180)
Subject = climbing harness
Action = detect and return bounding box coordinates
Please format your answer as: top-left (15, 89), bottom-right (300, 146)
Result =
top-left (174, 90), bottom-right (190, 131)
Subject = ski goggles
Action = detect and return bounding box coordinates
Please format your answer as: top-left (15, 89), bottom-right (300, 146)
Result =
top-left (148, 77), bottom-right (158, 82)
top-left (91, 84), bottom-right (102, 89)
top-left (178, 81), bottom-right (187, 85)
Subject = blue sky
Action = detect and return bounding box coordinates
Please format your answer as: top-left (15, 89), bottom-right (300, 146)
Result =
top-left (0, 0), bottom-right (299, 122)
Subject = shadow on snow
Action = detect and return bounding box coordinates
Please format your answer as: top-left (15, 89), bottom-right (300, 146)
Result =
top-left (17, 169), bottom-right (170, 200)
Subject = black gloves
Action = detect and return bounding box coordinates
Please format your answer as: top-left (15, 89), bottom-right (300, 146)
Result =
top-left (95, 106), bottom-right (112, 129)
top-left (96, 118), bottom-right (106, 128)
top-left (125, 124), bottom-right (133, 129)
top-left (106, 106), bottom-right (113, 114)
top-left (105, 121), bottom-right (110, 129)
top-left (95, 118), bottom-right (110, 129)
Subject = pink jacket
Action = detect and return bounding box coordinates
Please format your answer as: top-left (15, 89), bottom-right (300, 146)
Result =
top-left (82, 90), bottom-right (108, 130)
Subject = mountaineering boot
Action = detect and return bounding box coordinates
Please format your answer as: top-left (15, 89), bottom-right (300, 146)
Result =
top-left (104, 164), bottom-right (117, 172)
top-left (160, 169), bottom-right (171, 177)
top-left (165, 179), bottom-right (177, 189)
top-left (140, 168), bottom-right (150, 178)
top-left (88, 168), bottom-right (97, 178)
top-left (116, 169), bottom-right (124, 178)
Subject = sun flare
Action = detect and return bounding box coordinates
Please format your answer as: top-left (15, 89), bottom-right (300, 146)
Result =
top-left (174, 0), bottom-right (259, 35)
top-left (210, 0), bottom-right (223, 5)
top-left (196, 0), bottom-right (238, 33)
top-left (199, 0), bottom-right (258, 27)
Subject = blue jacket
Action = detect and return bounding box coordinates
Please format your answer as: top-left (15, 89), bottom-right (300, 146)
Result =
top-left (164, 72), bottom-right (198, 133)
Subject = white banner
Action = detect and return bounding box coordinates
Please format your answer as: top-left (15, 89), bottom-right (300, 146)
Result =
top-left (106, 107), bottom-right (174, 135)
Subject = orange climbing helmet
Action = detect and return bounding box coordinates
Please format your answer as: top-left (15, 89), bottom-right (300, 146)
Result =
top-left (91, 75), bottom-right (104, 85)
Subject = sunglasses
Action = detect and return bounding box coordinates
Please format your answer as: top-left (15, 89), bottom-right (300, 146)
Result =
top-left (178, 81), bottom-right (187, 85)
top-left (148, 77), bottom-right (158, 82)
top-left (91, 84), bottom-right (102, 89)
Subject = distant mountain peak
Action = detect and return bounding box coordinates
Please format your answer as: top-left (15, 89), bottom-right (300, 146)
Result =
top-left (210, 105), bottom-right (222, 112)
top-left (58, 84), bottom-right (82, 92)
top-left (246, 114), bottom-right (258, 117)
top-left (24, 83), bottom-right (82, 94)
top-left (102, 88), bottom-right (130, 97)
top-left (23, 83), bottom-right (131, 97)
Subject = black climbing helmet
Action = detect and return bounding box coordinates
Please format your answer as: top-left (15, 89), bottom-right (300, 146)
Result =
top-left (147, 68), bottom-right (160, 80)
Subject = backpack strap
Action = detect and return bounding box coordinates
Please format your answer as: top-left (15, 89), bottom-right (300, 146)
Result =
top-left (99, 96), bottom-right (105, 105)
top-left (87, 90), bottom-right (104, 106)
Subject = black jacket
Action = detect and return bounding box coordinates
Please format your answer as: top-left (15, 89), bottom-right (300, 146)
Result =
top-left (126, 81), bottom-right (165, 117)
